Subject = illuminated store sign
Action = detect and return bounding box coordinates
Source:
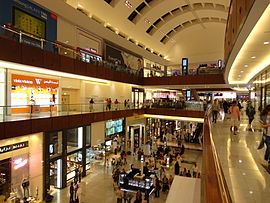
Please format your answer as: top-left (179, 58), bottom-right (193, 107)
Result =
top-left (12, 74), bottom-right (59, 88)
top-left (182, 58), bottom-right (188, 76)
top-left (13, 157), bottom-right (28, 170)
top-left (0, 141), bottom-right (28, 154)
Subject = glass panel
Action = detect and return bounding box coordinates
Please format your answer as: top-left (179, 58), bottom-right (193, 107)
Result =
top-left (85, 125), bottom-right (91, 146)
top-left (66, 127), bottom-right (83, 152)
top-left (67, 151), bottom-right (82, 181)
top-left (48, 131), bottom-right (62, 157)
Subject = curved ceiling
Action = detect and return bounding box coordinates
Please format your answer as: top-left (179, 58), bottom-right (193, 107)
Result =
top-left (65, 0), bottom-right (230, 64)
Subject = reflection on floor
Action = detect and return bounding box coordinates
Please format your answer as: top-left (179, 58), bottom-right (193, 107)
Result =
top-left (47, 149), bottom-right (202, 203)
top-left (212, 115), bottom-right (270, 203)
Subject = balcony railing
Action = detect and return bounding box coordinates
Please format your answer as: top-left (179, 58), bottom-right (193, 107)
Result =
top-left (0, 101), bottom-right (204, 122)
top-left (202, 109), bottom-right (232, 203)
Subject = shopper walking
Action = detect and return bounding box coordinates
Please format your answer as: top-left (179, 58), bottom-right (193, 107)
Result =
top-left (229, 101), bottom-right (240, 135)
top-left (192, 163), bottom-right (198, 178)
top-left (162, 175), bottom-right (169, 192)
top-left (211, 99), bottom-right (220, 123)
top-left (70, 182), bottom-right (74, 202)
top-left (246, 102), bottom-right (256, 130)
top-left (154, 176), bottom-right (161, 198)
top-left (89, 98), bottom-right (94, 112)
top-left (134, 190), bottom-right (142, 203)
top-left (115, 186), bottom-right (123, 203)
top-left (114, 99), bottom-right (119, 110)
top-left (259, 105), bottom-right (270, 168)
top-left (222, 99), bottom-right (229, 114)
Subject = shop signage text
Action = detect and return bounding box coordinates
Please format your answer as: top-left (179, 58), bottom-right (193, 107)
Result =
top-left (0, 141), bottom-right (29, 154)
top-left (12, 74), bottom-right (59, 89)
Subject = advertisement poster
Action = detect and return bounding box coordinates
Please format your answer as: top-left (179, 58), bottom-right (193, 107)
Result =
top-left (105, 44), bottom-right (143, 71)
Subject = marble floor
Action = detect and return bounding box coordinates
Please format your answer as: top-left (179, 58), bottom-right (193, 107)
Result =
top-left (212, 114), bottom-right (270, 203)
top-left (45, 149), bottom-right (202, 203)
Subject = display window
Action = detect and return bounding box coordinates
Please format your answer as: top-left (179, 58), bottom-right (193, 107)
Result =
top-left (0, 158), bottom-right (11, 201)
top-left (0, 68), bottom-right (6, 107)
top-left (77, 47), bottom-right (102, 63)
top-left (66, 127), bottom-right (83, 153)
top-left (48, 131), bottom-right (62, 157)
top-left (11, 74), bottom-right (59, 113)
top-left (67, 151), bottom-right (82, 181)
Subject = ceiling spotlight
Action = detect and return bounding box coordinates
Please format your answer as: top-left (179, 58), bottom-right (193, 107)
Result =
top-left (244, 65), bottom-right (249, 67)
top-left (264, 41), bottom-right (270, 45)
top-left (125, 0), bottom-right (132, 8)
top-left (144, 18), bottom-right (151, 24)
top-left (240, 71), bottom-right (244, 73)
top-left (251, 56), bottom-right (256, 59)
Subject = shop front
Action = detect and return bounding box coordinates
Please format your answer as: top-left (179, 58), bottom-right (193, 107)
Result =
top-left (0, 133), bottom-right (43, 202)
top-left (253, 68), bottom-right (270, 108)
top-left (132, 87), bottom-right (145, 107)
top-left (44, 125), bottom-right (91, 195)
top-left (126, 117), bottom-right (146, 153)
top-left (10, 73), bottom-right (59, 114)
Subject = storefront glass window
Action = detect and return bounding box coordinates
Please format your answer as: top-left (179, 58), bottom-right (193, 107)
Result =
top-left (85, 126), bottom-right (91, 146)
top-left (50, 159), bottom-right (62, 188)
top-left (67, 151), bottom-right (82, 181)
top-left (0, 68), bottom-right (5, 107)
top-left (0, 158), bottom-right (11, 200)
top-left (67, 127), bottom-right (83, 153)
top-left (48, 131), bottom-right (62, 157)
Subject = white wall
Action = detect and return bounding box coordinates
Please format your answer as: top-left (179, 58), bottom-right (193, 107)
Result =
top-left (29, 132), bottom-right (43, 201)
top-left (81, 81), bottom-right (132, 103)
top-left (0, 68), bottom-right (5, 106)
top-left (31, 0), bottom-right (168, 65)
top-left (91, 121), bottom-right (105, 146)
top-left (57, 17), bottom-right (103, 55)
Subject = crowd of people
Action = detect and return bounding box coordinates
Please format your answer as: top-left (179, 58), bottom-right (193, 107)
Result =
top-left (209, 98), bottom-right (270, 168)
top-left (69, 166), bottom-right (82, 203)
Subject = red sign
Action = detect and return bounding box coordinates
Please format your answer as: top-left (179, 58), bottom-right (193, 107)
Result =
top-left (12, 74), bottom-right (59, 89)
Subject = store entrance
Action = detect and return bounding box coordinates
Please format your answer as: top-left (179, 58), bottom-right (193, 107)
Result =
top-left (62, 88), bottom-right (80, 112)
top-left (132, 88), bottom-right (144, 107)
top-left (61, 94), bottom-right (70, 112)
top-left (0, 158), bottom-right (11, 202)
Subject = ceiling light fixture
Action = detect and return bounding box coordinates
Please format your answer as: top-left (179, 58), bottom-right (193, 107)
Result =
top-left (251, 56), bottom-right (256, 59)
top-left (264, 41), bottom-right (270, 45)
top-left (124, 0), bottom-right (132, 8)
top-left (240, 71), bottom-right (244, 73)
top-left (228, 5), bottom-right (270, 84)
top-left (144, 18), bottom-right (151, 24)
top-left (0, 60), bottom-right (110, 84)
top-left (244, 65), bottom-right (249, 67)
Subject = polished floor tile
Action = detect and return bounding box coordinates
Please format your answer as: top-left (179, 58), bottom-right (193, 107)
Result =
top-left (212, 115), bottom-right (270, 203)
top-left (45, 150), bottom-right (202, 203)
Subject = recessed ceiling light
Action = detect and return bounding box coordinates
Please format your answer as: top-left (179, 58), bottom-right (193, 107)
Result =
top-left (239, 159), bottom-right (243, 163)
top-left (249, 191), bottom-right (253, 194)
top-left (264, 41), bottom-right (270, 45)
top-left (240, 71), bottom-right (244, 73)
top-left (251, 56), bottom-right (256, 59)
top-left (244, 65), bottom-right (249, 67)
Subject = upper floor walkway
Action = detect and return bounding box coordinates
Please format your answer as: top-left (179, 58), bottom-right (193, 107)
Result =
top-left (0, 25), bottom-right (225, 86)
top-left (0, 103), bottom-right (204, 140)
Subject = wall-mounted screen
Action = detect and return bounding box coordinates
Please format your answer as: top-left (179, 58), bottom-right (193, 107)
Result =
top-left (13, 7), bottom-right (46, 38)
top-left (106, 119), bottom-right (123, 136)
